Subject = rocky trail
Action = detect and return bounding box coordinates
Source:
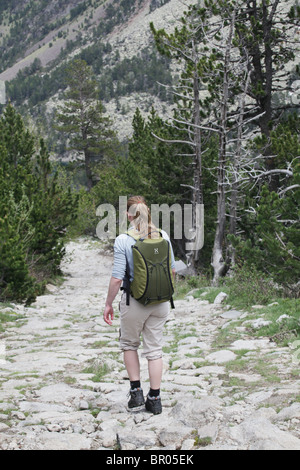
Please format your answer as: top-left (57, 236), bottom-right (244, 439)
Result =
top-left (0, 238), bottom-right (299, 451)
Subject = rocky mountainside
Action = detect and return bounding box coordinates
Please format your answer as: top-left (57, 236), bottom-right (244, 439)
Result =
top-left (0, 0), bottom-right (197, 141)
top-left (0, 0), bottom-right (297, 143)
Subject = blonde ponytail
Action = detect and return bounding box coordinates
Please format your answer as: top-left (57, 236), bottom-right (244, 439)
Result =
top-left (127, 196), bottom-right (158, 239)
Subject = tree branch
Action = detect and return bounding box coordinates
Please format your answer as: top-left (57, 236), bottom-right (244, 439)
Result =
top-left (151, 132), bottom-right (196, 147)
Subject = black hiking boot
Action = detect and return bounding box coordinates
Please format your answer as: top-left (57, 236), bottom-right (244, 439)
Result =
top-left (128, 388), bottom-right (145, 409)
top-left (145, 394), bottom-right (162, 415)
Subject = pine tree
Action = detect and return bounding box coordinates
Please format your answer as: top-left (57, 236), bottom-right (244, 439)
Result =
top-left (128, 107), bottom-right (191, 207)
top-left (234, 0), bottom-right (300, 191)
top-left (233, 114), bottom-right (300, 287)
top-left (55, 59), bottom-right (117, 190)
top-left (29, 139), bottom-right (79, 272)
top-left (0, 104), bottom-right (78, 303)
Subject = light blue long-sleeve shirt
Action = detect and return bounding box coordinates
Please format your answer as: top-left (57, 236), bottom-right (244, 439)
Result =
top-left (112, 228), bottom-right (175, 282)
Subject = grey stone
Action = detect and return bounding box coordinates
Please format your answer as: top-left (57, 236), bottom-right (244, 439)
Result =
top-left (11, 411), bottom-right (26, 420)
top-left (197, 422), bottom-right (219, 442)
top-left (230, 412), bottom-right (300, 450)
top-left (206, 350), bottom-right (237, 364)
top-left (171, 358), bottom-right (196, 370)
top-left (158, 426), bottom-right (192, 448)
top-left (230, 339), bottom-right (272, 350)
top-left (214, 292), bottom-right (228, 304)
top-left (178, 336), bottom-right (199, 345)
top-left (181, 438), bottom-right (196, 450)
top-left (276, 314), bottom-right (290, 323)
top-left (195, 365), bottom-right (226, 375)
top-left (38, 432), bottom-right (92, 450)
top-left (79, 400), bottom-right (89, 410)
top-left (250, 318), bottom-right (272, 329)
top-left (19, 402), bottom-right (70, 414)
top-left (46, 424), bottom-right (61, 432)
top-left (174, 260), bottom-right (196, 276)
top-left (184, 295), bottom-right (194, 302)
top-left (245, 390), bottom-right (274, 405)
top-left (220, 310), bottom-right (243, 320)
top-left (0, 423), bottom-right (10, 432)
top-left (117, 429), bottom-right (157, 449)
top-left (171, 396), bottom-right (222, 428)
top-left (274, 403), bottom-right (300, 422)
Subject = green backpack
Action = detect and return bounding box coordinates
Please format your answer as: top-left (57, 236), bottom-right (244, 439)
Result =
top-left (123, 230), bottom-right (175, 309)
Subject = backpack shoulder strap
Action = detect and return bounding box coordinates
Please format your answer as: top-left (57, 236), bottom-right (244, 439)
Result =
top-left (120, 232), bottom-right (136, 306)
top-left (146, 229), bottom-right (163, 239)
top-left (126, 229), bottom-right (163, 241)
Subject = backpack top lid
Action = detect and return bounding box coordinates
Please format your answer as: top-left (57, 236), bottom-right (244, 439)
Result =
top-left (125, 229), bottom-right (162, 242)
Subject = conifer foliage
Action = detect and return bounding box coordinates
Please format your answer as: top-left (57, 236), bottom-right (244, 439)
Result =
top-left (0, 104), bottom-right (78, 304)
top-left (55, 59), bottom-right (117, 191)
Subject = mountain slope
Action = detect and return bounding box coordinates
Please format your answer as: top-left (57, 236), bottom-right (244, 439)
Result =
top-left (0, 0), bottom-right (298, 144)
top-left (0, 0), bottom-right (118, 80)
top-left (0, 0), bottom-right (196, 141)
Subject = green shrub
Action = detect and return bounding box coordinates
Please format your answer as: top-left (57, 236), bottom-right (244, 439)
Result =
top-left (224, 263), bottom-right (279, 309)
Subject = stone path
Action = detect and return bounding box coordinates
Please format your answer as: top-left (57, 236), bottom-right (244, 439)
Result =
top-left (0, 238), bottom-right (299, 450)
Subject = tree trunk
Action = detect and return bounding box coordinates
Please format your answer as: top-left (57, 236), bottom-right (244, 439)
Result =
top-left (84, 150), bottom-right (93, 191)
top-left (244, 0), bottom-right (280, 191)
top-left (187, 51), bottom-right (203, 268)
top-left (211, 11), bottom-right (235, 285)
top-left (226, 70), bottom-right (251, 269)
top-left (211, 104), bottom-right (227, 284)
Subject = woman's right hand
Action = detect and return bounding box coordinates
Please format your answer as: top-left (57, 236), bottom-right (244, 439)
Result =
top-left (103, 304), bottom-right (114, 325)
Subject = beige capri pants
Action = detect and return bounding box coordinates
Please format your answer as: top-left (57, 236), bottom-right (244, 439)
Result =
top-left (119, 292), bottom-right (169, 361)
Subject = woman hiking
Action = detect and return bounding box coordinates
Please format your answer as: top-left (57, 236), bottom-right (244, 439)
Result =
top-left (103, 195), bottom-right (176, 415)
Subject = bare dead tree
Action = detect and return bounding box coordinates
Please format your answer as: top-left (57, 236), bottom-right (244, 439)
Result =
top-left (209, 9), bottom-right (237, 285)
top-left (150, 8), bottom-right (215, 269)
top-left (151, 0), bottom-right (299, 284)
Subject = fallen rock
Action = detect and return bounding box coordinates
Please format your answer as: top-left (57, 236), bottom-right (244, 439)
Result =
top-left (79, 400), bottom-right (89, 410)
top-left (214, 292), bottom-right (228, 304)
top-left (220, 310), bottom-right (243, 320)
top-left (249, 318), bottom-right (272, 329)
top-left (174, 260), bottom-right (196, 276)
top-left (276, 314), bottom-right (291, 323)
